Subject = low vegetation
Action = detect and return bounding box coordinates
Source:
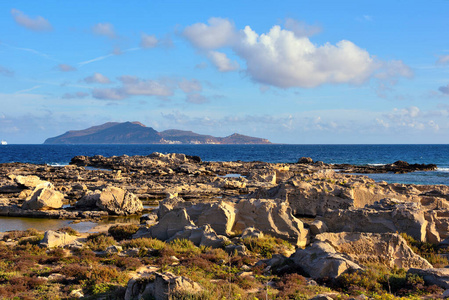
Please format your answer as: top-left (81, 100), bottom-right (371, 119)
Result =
top-left (0, 229), bottom-right (445, 299)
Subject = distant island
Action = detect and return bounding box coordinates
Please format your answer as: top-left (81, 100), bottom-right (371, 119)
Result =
top-left (43, 121), bottom-right (272, 145)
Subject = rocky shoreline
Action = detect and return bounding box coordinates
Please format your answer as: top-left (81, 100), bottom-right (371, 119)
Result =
top-left (1, 153), bottom-right (448, 299)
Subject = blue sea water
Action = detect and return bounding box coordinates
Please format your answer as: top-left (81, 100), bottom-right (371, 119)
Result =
top-left (0, 144), bottom-right (449, 185)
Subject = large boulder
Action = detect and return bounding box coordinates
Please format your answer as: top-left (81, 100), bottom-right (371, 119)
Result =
top-left (125, 272), bottom-right (202, 300)
top-left (234, 198), bottom-right (309, 247)
top-left (408, 268), bottom-right (449, 289)
top-left (75, 190), bottom-right (101, 209)
top-left (315, 232), bottom-right (432, 270)
top-left (40, 230), bottom-right (78, 248)
top-left (96, 186), bottom-right (143, 215)
top-left (319, 200), bottom-right (429, 242)
top-left (290, 241), bottom-right (362, 279)
top-left (158, 197), bottom-right (236, 237)
top-left (22, 187), bottom-right (64, 210)
top-left (13, 175), bottom-right (50, 189)
top-left (196, 201), bottom-right (236, 236)
top-left (133, 208), bottom-right (195, 241)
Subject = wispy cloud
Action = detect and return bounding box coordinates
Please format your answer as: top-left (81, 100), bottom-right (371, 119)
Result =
top-left (78, 54), bottom-right (114, 67)
top-left (1, 43), bottom-right (59, 62)
top-left (0, 66), bottom-right (14, 77)
top-left (14, 85), bottom-right (41, 94)
top-left (11, 9), bottom-right (52, 32)
top-left (78, 48), bottom-right (140, 67)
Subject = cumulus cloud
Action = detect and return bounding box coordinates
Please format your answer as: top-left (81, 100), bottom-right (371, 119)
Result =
top-left (284, 18), bottom-right (321, 37)
top-left (178, 79), bottom-right (202, 93)
top-left (62, 92), bottom-right (89, 99)
top-left (92, 76), bottom-right (174, 100)
top-left (0, 66), bottom-right (14, 77)
top-left (436, 55), bottom-right (449, 66)
top-left (183, 17), bottom-right (236, 49)
top-left (140, 33), bottom-right (158, 48)
top-left (84, 73), bottom-right (111, 84)
top-left (236, 26), bottom-right (378, 88)
top-left (11, 9), bottom-right (52, 31)
top-left (183, 19), bottom-right (412, 89)
top-left (92, 23), bottom-right (116, 38)
top-left (57, 64), bottom-right (76, 72)
top-left (207, 51), bottom-right (239, 72)
top-left (439, 84), bottom-right (449, 95)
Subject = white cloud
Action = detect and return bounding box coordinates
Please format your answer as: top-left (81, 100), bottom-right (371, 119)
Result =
top-left (119, 76), bottom-right (173, 97)
top-left (11, 9), bottom-right (52, 31)
top-left (140, 33), bottom-right (158, 48)
top-left (236, 25), bottom-right (376, 88)
top-left (186, 93), bottom-right (208, 104)
top-left (284, 18), bottom-right (321, 37)
top-left (62, 92), bottom-right (89, 99)
top-left (207, 51), bottom-right (239, 72)
top-left (178, 79), bottom-right (202, 93)
top-left (436, 55), bottom-right (449, 66)
top-left (183, 17), bottom-right (236, 49)
top-left (92, 23), bottom-right (116, 38)
top-left (92, 88), bottom-right (126, 100)
top-left (84, 73), bottom-right (111, 84)
top-left (439, 84), bottom-right (449, 95)
top-left (57, 64), bottom-right (76, 72)
top-left (92, 76), bottom-right (174, 100)
top-left (375, 60), bottom-right (413, 80)
top-left (183, 19), bottom-right (412, 89)
top-left (0, 66), bottom-right (14, 77)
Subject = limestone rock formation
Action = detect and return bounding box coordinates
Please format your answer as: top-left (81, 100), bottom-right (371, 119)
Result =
top-left (133, 208), bottom-right (195, 241)
top-left (76, 186), bottom-right (143, 215)
top-left (125, 272), bottom-right (202, 300)
top-left (290, 241), bottom-right (362, 279)
top-left (167, 225), bottom-right (229, 248)
top-left (234, 198), bottom-right (309, 247)
top-left (13, 175), bottom-right (50, 189)
top-left (22, 186), bottom-right (64, 210)
top-left (408, 268), bottom-right (449, 289)
top-left (315, 232), bottom-right (432, 270)
top-left (319, 199), bottom-right (430, 242)
top-left (39, 230), bottom-right (78, 248)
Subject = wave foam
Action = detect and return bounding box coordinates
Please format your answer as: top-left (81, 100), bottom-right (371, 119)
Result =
top-left (437, 167), bottom-right (449, 172)
top-left (368, 163), bottom-right (386, 166)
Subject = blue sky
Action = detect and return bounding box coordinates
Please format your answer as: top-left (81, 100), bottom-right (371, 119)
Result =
top-left (1, 1), bottom-right (449, 144)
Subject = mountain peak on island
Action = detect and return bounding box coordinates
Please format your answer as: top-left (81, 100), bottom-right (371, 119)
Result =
top-left (44, 122), bottom-right (272, 145)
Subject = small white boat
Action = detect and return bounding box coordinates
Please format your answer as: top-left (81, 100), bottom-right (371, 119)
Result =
top-left (1, 140), bottom-right (7, 145)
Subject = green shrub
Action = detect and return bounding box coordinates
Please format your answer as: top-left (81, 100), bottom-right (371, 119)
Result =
top-left (400, 233), bottom-right (449, 267)
top-left (121, 237), bottom-right (165, 250)
top-left (86, 233), bottom-right (116, 251)
top-left (108, 224), bottom-right (140, 241)
top-left (58, 226), bottom-right (79, 236)
top-left (242, 235), bottom-right (293, 258)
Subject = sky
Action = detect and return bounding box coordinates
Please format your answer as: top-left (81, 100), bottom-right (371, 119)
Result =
top-left (1, 1), bottom-right (449, 144)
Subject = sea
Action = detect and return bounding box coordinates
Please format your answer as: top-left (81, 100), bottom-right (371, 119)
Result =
top-left (1, 144), bottom-right (448, 232)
